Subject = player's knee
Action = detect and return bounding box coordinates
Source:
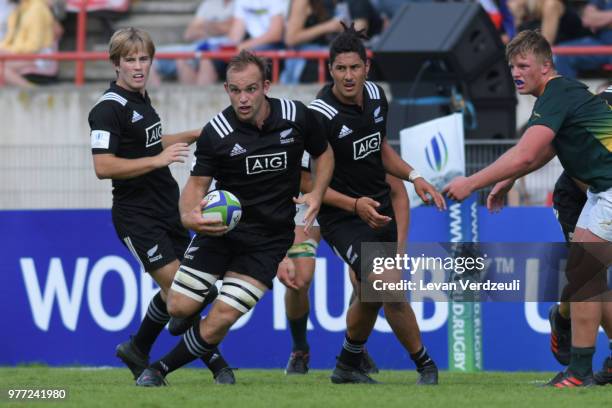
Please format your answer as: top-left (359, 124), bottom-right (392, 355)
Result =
top-left (288, 239), bottom-right (318, 289)
top-left (165, 295), bottom-right (189, 318)
top-left (207, 305), bottom-right (242, 333)
top-left (218, 276), bottom-right (265, 315)
top-left (169, 265), bottom-right (217, 314)
top-left (383, 301), bottom-right (408, 314)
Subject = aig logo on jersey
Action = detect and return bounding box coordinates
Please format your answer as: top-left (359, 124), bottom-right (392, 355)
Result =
top-left (353, 132), bottom-right (381, 160)
top-left (145, 121), bottom-right (162, 147)
top-left (246, 152), bottom-right (287, 175)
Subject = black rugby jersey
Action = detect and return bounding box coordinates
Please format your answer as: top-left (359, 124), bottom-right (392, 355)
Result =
top-left (192, 97), bottom-right (328, 234)
top-left (88, 82), bottom-right (180, 215)
top-left (309, 81), bottom-right (391, 225)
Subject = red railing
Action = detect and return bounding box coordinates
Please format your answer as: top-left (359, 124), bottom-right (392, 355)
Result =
top-left (1, 46), bottom-right (610, 87)
top-left (0, 49), bottom-right (336, 86)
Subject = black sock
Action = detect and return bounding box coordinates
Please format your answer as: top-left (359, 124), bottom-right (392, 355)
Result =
top-left (201, 347), bottom-right (229, 376)
top-left (410, 346), bottom-right (435, 370)
top-left (133, 291), bottom-right (170, 355)
top-left (151, 322), bottom-right (215, 376)
top-left (568, 346), bottom-right (595, 378)
top-left (555, 308), bottom-right (571, 330)
top-left (338, 333), bottom-right (366, 369)
top-left (288, 313), bottom-right (310, 352)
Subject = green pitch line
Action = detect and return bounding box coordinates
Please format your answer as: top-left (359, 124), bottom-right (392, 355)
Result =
top-left (0, 368), bottom-right (609, 408)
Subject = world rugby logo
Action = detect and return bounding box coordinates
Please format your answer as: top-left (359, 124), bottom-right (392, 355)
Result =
top-left (425, 132), bottom-right (448, 172)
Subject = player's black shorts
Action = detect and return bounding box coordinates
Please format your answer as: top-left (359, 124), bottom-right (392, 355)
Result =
top-left (182, 226), bottom-right (294, 288)
top-left (552, 171), bottom-right (587, 243)
top-left (321, 215), bottom-right (397, 281)
top-left (112, 208), bottom-right (190, 272)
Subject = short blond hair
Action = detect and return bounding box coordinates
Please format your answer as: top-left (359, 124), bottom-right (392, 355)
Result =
top-left (108, 27), bottom-right (155, 66)
top-left (226, 50), bottom-right (269, 82)
top-left (506, 30), bottom-right (553, 65)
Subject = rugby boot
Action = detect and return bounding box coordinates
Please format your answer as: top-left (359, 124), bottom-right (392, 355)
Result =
top-left (116, 337), bottom-right (149, 379)
top-left (214, 367), bottom-right (236, 385)
top-left (593, 357), bottom-right (612, 385)
top-left (285, 351), bottom-right (310, 375)
top-left (548, 304), bottom-right (571, 365)
top-left (544, 368), bottom-right (595, 388)
top-left (331, 360), bottom-right (378, 384)
top-left (416, 363), bottom-right (439, 385)
top-left (136, 367), bottom-right (168, 387)
top-left (360, 348), bottom-right (379, 374)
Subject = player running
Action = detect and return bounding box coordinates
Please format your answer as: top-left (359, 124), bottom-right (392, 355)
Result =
top-left (135, 50), bottom-right (334, 386)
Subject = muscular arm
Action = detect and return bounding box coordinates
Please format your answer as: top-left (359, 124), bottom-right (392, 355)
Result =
top-left (309, 145), bottom-right (334, 200)
top-left (92, 142), bottom-right (189, 180)
top-left (468, 125), bottom-right (556, 190)
top-left (380, 139), bottom-right (414, 179)
top-left (382, 140), bottom-right (446, 209)
top-left (161, 128), bottom-right (201, 148)
top-left (297, 145), bottom-right (334, 231)
top-left (180, 175), bottom-right (212, 228)
top-left (300, 169), bottom-right (358, 213)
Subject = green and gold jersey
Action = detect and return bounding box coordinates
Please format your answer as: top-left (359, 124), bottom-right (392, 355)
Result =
top-left (527, 77), bottom-right (612, 192)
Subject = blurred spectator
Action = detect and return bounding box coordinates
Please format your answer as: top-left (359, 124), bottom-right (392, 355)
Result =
top-left (0, 0), bottom-right (58, 86)
top-left (280, 0), bottom-right (343, 84)
top-left (228, 0), bottom-right (288, 51)
top-left (0, 0), bottom-right (16, 40)
top-left (347, 0), bottom-right (383, 38)
top-left (480, 0), bottom-right (504, 30)
top-left (496, 0), bottom-right (517, 42)
top-left (153, 0), bottom-right (234, 85)
top-left (507, 0), bottom-right (590, 45)
top-left (64, 0), bottom-right (130, 41)
top-left (554, 0), bottom-right (612, 78)
top-left (371, 0), bottom-right (410, 20)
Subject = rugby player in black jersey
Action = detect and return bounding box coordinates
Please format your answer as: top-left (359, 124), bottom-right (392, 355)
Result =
top-left (89, 28), bottom-right (229, 384)
top-left (305, 24), bottom-right (446, 385)
top-left (135, 50), bottom-right (334, 386)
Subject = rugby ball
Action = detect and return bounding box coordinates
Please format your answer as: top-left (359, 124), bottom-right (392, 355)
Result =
top-left (202, 190), bottom-right (242, 232)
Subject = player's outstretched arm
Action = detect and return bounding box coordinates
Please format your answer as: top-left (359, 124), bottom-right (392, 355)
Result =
top-left (297, 145), bottom-right (334, 233)
top-left (381, 140), bottom-right (446, 210)
top-left (443, 125), bottom-right (556, 201)
top-left (92, 143), bottom-right (190, 180)
top-left (179, 175), bottom-right (228, 236)
top-left (162, 128), bottom-right (202, 147)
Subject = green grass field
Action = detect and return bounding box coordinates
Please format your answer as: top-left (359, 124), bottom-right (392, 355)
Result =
top-left (0, 368), bottom-right (610, 407)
